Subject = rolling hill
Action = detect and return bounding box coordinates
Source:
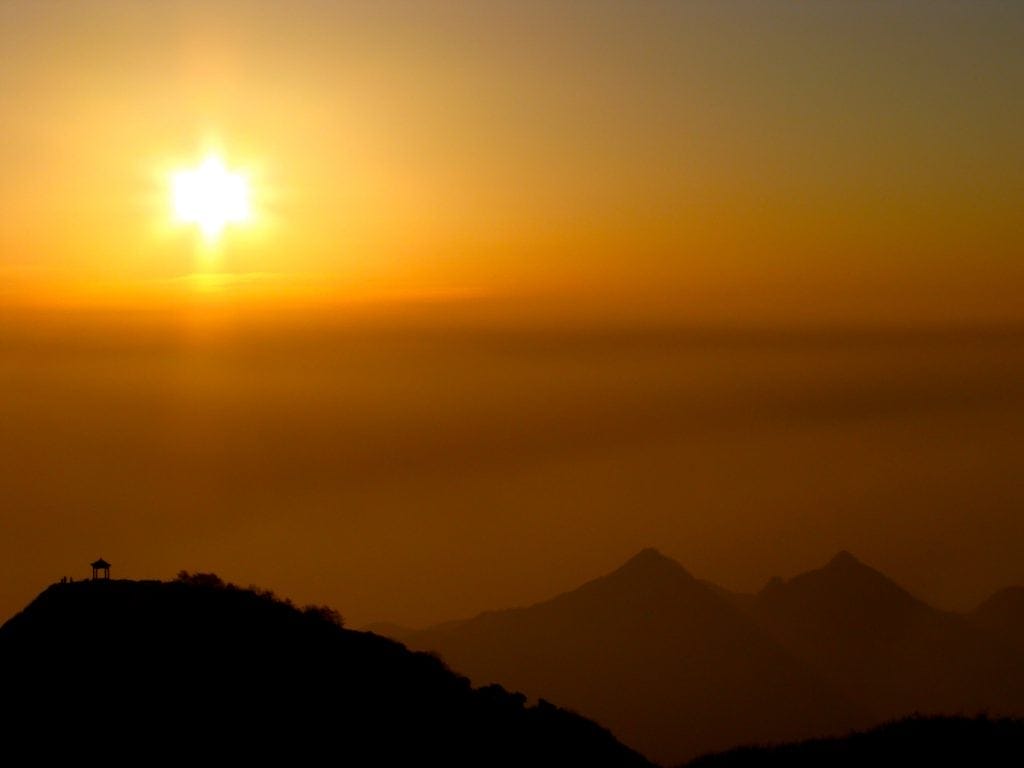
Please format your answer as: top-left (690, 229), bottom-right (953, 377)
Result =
top-left (0, 574), bottom-right (651, 766)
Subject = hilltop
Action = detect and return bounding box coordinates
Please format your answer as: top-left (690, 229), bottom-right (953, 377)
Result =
top-left (0, 574), bottom-right (651, 766)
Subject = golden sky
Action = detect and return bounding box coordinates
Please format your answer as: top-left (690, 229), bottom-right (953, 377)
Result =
top-left (3, 3), bottom-right (1024, 628)
top-left (2, 1), bottom-right (1023, 322)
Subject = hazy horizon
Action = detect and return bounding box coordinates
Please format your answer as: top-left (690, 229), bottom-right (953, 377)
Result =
top-left (3, 307), bottom-right (1023, 629)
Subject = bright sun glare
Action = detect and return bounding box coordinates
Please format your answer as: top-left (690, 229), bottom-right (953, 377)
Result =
top-left (172, 155), bottom-right (251, 239)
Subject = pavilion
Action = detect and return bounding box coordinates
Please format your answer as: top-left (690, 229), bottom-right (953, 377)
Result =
top-left (91, 558), bottom-right (111, 581)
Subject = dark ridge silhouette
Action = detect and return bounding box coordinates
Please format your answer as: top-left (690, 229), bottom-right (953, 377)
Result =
top-left (394, 548), bottom-right (864, 766)
top-left (750, 551), bottom-right (1024, 718)
top-left (681, 715), bottom-right (1024, 768)
top-left (0, 575), bottom-right (651, 766)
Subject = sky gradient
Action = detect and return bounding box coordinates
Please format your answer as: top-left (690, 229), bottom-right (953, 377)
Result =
top-left (2, 3), bottom-right (1024, 627)
top-left (2, 1), bottom-right (1023, 322)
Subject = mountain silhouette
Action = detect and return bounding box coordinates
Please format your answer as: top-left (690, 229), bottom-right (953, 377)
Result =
top-left (386, 549), bottom-right (1024, 764)
top-left (682, 715), bottom-right (1024, 768)
top-left (971, 586), bottom-right (1024, 644)
top-left (0, 575), bottom-right (651, 766)
top-left (754, 550), bottom-right (924, 628)
top-left (750, 551), bottom-right (1024, 718)
top-left (393, 548), bottom-right (862, 765)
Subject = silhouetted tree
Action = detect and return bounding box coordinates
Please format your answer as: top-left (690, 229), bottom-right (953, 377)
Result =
top-left (302, 604), bottom-right (344, 627)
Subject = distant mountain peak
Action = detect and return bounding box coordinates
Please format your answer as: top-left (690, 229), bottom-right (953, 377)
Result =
top-left (399, 548), bottom-right (863, 765)
top-left (550, 547), bottom-right (702, 611)
top-left (613, 548), bottom-right (691, 579)
top-left (626, 547), bottom-right (670, 565)
top-left (759, 551), bottom-right (877, 599)
top-left (825, 550), bottom-right (863, 569)
top-left (757, 550), bottom-right (922, 615)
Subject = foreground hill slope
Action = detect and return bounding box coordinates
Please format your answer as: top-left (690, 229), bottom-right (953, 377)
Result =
top-left (397, 549), bottom-right (862, 765)
top-left (683, 715), bottom-right (1024, 768)
top-left (0, 576), bottom-right (651, 766)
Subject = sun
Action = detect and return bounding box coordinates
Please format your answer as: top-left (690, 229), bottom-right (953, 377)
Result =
top-left (171, 155), bottom-right (251, 239)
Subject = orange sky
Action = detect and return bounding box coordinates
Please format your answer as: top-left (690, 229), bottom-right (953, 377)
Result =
top-left (3, 3), bottom-right (1024, 629)
top-left (2, 1), bottom-right (1023, 323)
